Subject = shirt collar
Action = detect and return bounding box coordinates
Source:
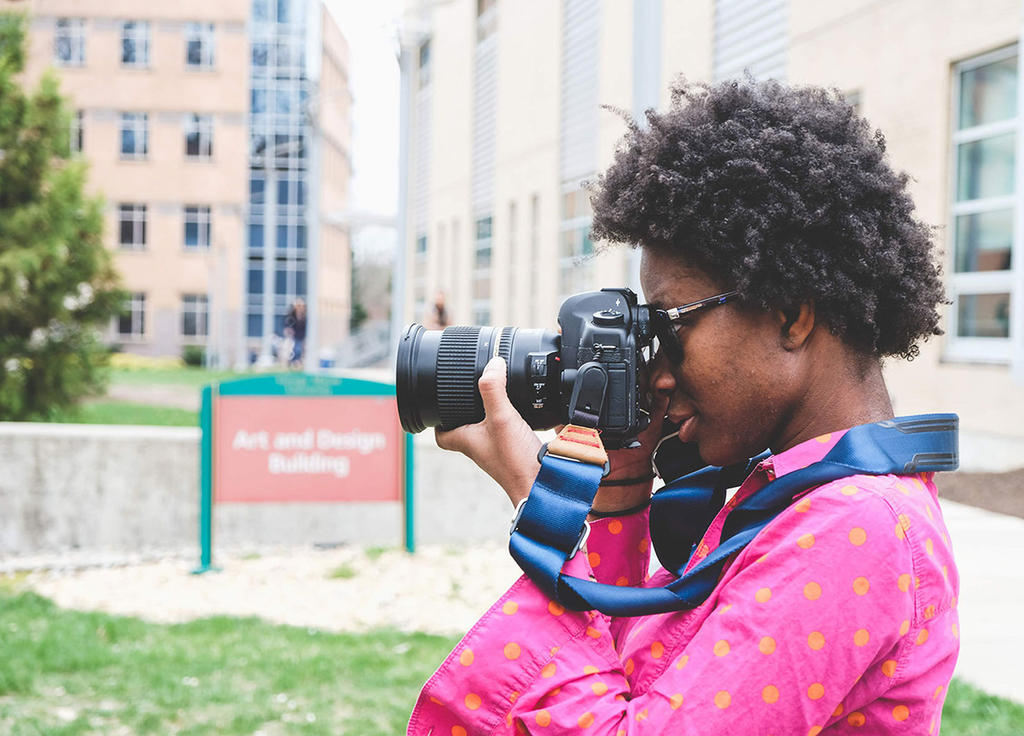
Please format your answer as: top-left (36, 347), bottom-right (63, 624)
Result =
top-left (758, 429), bottom-right (850, 481)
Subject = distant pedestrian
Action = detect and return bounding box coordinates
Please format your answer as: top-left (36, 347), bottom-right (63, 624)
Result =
top-left (283, 298), bottom-right (307, 368)
top-left (424, 290), bottom-right (450, 330)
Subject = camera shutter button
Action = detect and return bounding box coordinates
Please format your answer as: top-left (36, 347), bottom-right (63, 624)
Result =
top-left (593, 309), bottom-right (625, 326)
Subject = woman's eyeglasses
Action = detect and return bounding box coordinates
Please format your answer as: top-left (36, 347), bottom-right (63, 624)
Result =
top-left (648, 290), bottom-right (741, 364)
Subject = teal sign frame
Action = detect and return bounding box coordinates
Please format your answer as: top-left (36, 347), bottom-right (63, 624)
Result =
top-left (194, 373), bottom-right (414, 573)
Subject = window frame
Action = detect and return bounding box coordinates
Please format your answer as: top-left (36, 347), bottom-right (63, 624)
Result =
top-left (185, 113), bottom-right (214, 160)
top-left (946, 44), bottom-right (1019, 365)
top-left (181, 294), bottom-right (210, 338)
top-left (120, 20), bottom-right (150, 68)
top-left (119, 112), bottom-right (148, 160)
top-left (183, 205), bottom-right (212, 251)
top-left (557, 181), bottom-right (595, 301)
top-left (69, 110), bottom-right (84, 154)
top-left (117, 292), bottom-right (146, 339)
top-left (185, 22), bottom-right (216, 70)
top-left (472, 216), bottom-right (493, 324)
top-left (54, 18), bottom-right (85, 67)
top-left (118, 203), bottom-right (147, 250)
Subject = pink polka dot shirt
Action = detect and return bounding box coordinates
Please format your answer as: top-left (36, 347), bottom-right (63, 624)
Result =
top-left (408, 429), bottom-right (960, 735)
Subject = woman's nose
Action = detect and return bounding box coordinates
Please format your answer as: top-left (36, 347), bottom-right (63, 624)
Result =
top-left (648, 349), bottom-right (676, 396)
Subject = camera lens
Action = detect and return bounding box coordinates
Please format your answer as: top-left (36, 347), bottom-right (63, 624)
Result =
top-left (396, 323), bottom-right (561, 434)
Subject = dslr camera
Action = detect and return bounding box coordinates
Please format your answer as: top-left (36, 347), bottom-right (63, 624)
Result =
top-left (397, 287), bottom-right (655, 450)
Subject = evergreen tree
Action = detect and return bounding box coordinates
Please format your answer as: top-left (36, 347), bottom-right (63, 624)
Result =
top-left (0, 14), bottom-right (122, 419)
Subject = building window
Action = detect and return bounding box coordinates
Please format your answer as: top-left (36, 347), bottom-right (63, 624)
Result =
top-left (69, 110), bottom-right (83, 154)
top-left (558, 187), bottom-right (594, 300)
top-left (185, 114), bottom-right (213, 159)
top-left (415, 233), bottom-right (428, 259)
top-left (118, 204), bottom-right (147, 250)
top-left (948, 46), bottom-right (1017, 362)
top-left (184, 206), bottom-right (212, 250)
top-left (120, 112), bottom-right (148, 159)
top-left (181, 294), bottom-right (209, 337)
top-left (118, 293), bottom-right (146, 338)
top-left (418, 40), bottom-right (431, 89)
top-left (185, 22), bottom-right (215, 69)
top-left (121, 21), bottom-right (150, 68)
top-left (473, 216), bottom-right (493, 324)
top-left (54, 18), bottom-right (85, 67)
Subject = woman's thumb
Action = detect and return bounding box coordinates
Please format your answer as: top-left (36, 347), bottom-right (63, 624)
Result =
top-left (478, 356), bottom-right (509, 417)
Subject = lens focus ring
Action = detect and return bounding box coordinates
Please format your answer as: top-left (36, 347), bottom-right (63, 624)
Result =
top-left (436, 326), bottom-right (485, 429)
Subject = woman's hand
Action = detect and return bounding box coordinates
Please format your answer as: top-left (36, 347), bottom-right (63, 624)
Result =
top-left (434, 357), bottom-right (542, 508)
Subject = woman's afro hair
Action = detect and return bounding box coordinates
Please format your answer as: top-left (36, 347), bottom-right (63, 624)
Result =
top-left (589, 77), bottom-right (946, 360)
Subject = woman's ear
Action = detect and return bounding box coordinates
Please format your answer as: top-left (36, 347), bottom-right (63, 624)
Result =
top-left (778, 302), bottom-right (815, 350)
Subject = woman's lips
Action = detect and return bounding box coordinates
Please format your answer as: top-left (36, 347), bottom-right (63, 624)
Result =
top-left (677, 415), bottom-right (698, 443)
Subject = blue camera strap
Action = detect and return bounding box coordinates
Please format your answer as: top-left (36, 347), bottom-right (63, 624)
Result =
top-left (509, 414), bottom-right (959, 617)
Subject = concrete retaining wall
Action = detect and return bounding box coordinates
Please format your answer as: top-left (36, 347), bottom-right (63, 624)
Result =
top-left (0, 422), bottom-right (512, 557)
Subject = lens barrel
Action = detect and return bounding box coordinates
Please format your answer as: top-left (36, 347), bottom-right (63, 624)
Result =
top-left (396, 323), bottom-right (561, 434)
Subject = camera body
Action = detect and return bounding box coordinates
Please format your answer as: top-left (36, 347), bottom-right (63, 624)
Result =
top-left (397, 286), bottom-right (655, 450)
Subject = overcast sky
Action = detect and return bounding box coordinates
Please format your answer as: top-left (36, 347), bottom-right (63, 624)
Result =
top-left (323, 0), bottom-right (402, 220)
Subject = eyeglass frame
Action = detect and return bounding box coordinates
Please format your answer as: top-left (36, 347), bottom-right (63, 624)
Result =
top-left (648, 290), bottom-right (741, 363)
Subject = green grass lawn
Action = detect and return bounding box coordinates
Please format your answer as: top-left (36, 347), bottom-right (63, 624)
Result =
top-left (105, 366), bottom-right (250, 388)
top-left (0, 590), bottom-right (1021, 735)
top-left (46, 401), bottom-right (198, 427)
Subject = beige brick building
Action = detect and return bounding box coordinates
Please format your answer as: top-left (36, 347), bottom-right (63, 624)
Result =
top-left (399, 0), bottom-right (1024, 470)
top-left (14, 0), bottom-right (351, 367)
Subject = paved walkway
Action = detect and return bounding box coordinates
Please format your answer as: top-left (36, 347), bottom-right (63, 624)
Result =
top-left (940, 498), bottom-right (1024, 704)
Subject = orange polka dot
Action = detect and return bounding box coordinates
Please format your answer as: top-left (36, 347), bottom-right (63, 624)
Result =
top-left (638, 538), bottom-right (650, 553)
top-left (893, 705), bottom-right (910, 721)
top-left (459, 649), bottom-right (474, 666)
top-left (586, 626), bottom-right (601, 639)
top-left (847, 711), bottom-right (866, 727)
top-left (916, 629), bottom-right (929, 645)
top-left (714, 639), bottom-right (730, 657)
top-left (816, 433), bottom-right (832, 443)
top-left (714, 690), bottom-right (731, 709)
top-left (550, 646), bottom-right (560, 655)
top-left (535, 710), bottom-right (551, 727)
top-left (849, 527), bottom-right (867, 546)
top-left (504, 642), bottom-right (521, 660)
top-left (808, 683), bottom-right (825, 700)
top-left (808, 631), bottom-right (825, 650)
top-left (895, 514), bottom-right (911, 539)
top-left (853, 576), bottom-right (870, 595)
top-left (541, 662), bottom-right (557, 678)
top-left (588, 551), bottom-right (601, 567)
top-left (502, 600), bottom-right (519, 615)
top-left (934, 685), bottom-right (944, 699)
top-left (452, 727), bottom-right (467, 736)
top-left (925, 505), bottom-right (934, 520)
top-left (718, 603), bottom-right (733, 614)
top-left (624, 658), bottom-right (635, 676)
top-left (592, 681), bottom-right (608, 696)
top-left (900, 619), bottom-right (911, 636)
top-left (669, 693), bottom-right (684, 709)
top-left (924, 604), bottom-right (936, 620)
top-left (952, 622), bottom-right (959, 639)
top-left (833, 703), bottom-right (844, 718)
top-left (804, 581), bottom-right (822, 600)
top-left (635, 708), bottom-right (648, 721)
top-left (465, 693), bottom-right (482, 710)
top-left (583, 665), bottom-right (599, 674)
top-left (881, 659), bottom-right (897, 678)
top-left (925, 538), bottom-right (934, 555)
top-left (578, 712), bottom-right (595, 729)
top-left (509, 691), bottom-right (519, 703)
top-left (547, 687), bottom-right (561, 697)
top-left (942, 565), bottom-right (949, 579)
top-left (854, 629), bottom-right (870, 647)
top-left (840, 484), bottom-right (859, 496)
top-left (675, 654), bottom-right (690, 669)
top-left (756, 587), bottom-right (772, 603)
top-left (608, 519), bottom-right (623, 534)
top-left (797, 533), bottom-right (815, 549)
top-left (759, 636), bottom-right (777, 655)
top-left (548, 601), bottom-right (565, 616)
top-left (808, 727), bottom-right (822, 736)
top-left (651, 641), bottom-right (664, 659)
top-left (897, 573), bottom-right (911, 592)
top-left (430, 697), bottom-right (444, 705)
top-left (795, 497), bottom-right (812, 512)
top-left (762, 684), bottom-right (779, 703)
top-left (615, 576), bottom-right (629, 586)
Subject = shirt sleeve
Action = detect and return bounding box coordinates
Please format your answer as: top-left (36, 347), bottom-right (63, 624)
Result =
top-left (408, 480), bottom-right (917, 735)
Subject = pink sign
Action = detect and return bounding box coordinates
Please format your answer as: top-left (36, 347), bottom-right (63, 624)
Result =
top-left (214, 396), bottom-right (402, 503)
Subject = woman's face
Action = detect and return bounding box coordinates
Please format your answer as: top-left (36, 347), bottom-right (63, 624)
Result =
top-left (640, 247), bottom-right (804, 467)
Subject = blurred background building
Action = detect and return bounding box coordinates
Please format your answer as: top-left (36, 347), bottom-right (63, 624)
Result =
top-left (15, 0), bottom-right (352, 368)
top-left (397, 0), bottom-right (1024, 471)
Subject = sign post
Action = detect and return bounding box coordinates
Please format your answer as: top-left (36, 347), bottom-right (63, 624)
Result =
top-left (193, 373), bottom-right (413, 574)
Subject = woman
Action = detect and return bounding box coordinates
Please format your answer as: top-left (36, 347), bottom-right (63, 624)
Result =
top-left (408, 78), bottom-right (958, 734)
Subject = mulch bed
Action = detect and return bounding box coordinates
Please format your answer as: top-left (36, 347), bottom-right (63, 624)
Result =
top-left (935, 468), bottom-right (1024, 520)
